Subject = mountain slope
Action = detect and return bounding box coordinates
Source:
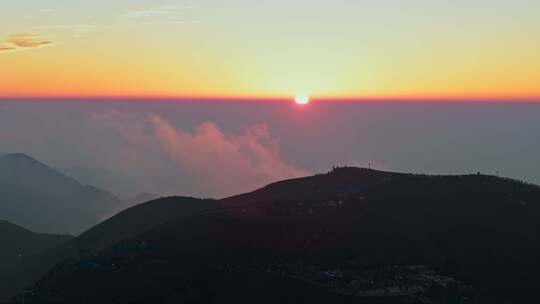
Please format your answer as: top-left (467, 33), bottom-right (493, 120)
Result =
top-left (21, 168), bottom-right (540, 303)
top-left (1, 196), bottom-right (216, 301)
top-left (0, 220), bottom-right (72, 268)
top-left (0, 220), bottom-right (72, 299)
top-left (0, 153), bottom-right (122, 234)
top-left (46, 196), bottom-right (216, 258)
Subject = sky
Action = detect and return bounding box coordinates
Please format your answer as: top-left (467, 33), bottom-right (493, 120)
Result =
top-left (1, 0), bottom-right (540, 99)
top-left (1, 2), bottom-right (539, 199)
top-left (1, 101), bottom-right (539, 199)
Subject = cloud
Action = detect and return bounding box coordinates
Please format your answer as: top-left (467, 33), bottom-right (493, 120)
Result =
top-left (123, 5), bottom-right (192, 18)
top-left (0, 44), bottom-right (15, 52)
top-left (148, 115), bottom-right (308, 197)
top-left (122, 4), bottom-right (196, 26)
top-left (90, 110), bottom-right (307, 197)
top-left (33, 23), bottom-right (101, 38)
top-left (124, 9), bottom-right (176, 18)
top-left (142, 20), bottom-right (186, 25)
top-left (0, 33), bottom-right (55, 52)
top-left (8, 33), bottom-right (54, 48)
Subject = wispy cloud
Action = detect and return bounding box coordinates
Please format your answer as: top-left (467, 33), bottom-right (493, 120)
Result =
top-left (142, 20), bottom-right (186, 25)
top-left (123, 5), bottom-right (192, 18)
top-left (121, 4), bottom-right (196, 26)
top-left (0, 33), bottom-right (55, 52)
top-left (39, 8), bottom-right (56, 13)
top-left (33, 23), bottom-right (101, 38)
top-left (8, 33), bottom-right (54, 48)
top-left (0, 44), bottom-right (16, 52)
top-left (0, 33), bottom-right (55, 53)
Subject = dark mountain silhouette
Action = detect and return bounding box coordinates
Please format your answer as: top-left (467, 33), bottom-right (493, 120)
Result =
top-left (15, 168), bottom-right (540, 303)
top-left (0, 220), bottom-right (72, 298)
top-left (0, 220), bottom-right (72, 268)
top-left (43, 196), bottom-right (215, 258)
top-left (96, 193), bottom-right (161, 224)
top-left (0, 196), bottom-right (215, 301)
top-left (0, 153), bottom-right (122, 235)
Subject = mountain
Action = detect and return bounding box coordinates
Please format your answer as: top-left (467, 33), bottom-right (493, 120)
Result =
top-left (58, 166), bottom-right (162, 200)
top-left (0, 220), bottom-right (72, 269)
top-left (0, 220), bottom-right (72, 298)
top-left (0, 153), bottom-right (122, 234)
top-left (0, 196), bottom-right (215, 301)
top-left (43, 196), bottom-right (215, 259)
top-left (58, 166), bottom-right (135, 199)
top-left (18, 168), bottom-right (540, 303)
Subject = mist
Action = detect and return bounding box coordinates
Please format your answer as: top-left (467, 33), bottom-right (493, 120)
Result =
top-left (1, 100), bottom-right (539, 198)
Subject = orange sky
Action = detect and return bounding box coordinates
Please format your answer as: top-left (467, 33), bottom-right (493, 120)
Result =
top-left (1, 1), bottom-right (539, 100)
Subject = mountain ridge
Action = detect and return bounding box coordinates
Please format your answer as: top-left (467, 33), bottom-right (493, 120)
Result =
top-left (0, 153), bottom-right (122, 234)
top-left (14, 167), bottom-right (540, 303)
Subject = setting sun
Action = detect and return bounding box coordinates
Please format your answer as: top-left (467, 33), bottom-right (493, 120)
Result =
top-left (295, 95), bottom-right (310, 105)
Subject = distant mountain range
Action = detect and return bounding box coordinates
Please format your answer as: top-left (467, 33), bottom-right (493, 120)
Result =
top-left (57, 167), bottom-right (157, 200)
top-left (0, 153), bottom-right (154, 235)
top-left (3, 167), bottom-right (539, 303)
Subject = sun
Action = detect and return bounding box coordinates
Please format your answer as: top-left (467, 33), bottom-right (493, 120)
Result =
top-left (295, 95), bottom-right (310, 105)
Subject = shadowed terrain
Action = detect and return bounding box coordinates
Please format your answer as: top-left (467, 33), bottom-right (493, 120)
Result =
top-left (0, 220), bottom-right (72, 298)
top-left (1, 196), bottom-right (216, 302)
top-left (10, 168), bottom-right (540, 303)
top-left (0, 220), bottom-right (72, 269)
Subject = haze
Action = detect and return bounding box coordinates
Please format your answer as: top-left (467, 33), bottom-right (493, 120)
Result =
top-left (1, 100), bottom-right (538, 198)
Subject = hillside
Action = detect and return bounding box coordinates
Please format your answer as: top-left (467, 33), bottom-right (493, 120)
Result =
top-left (19, 168), bottom-right (540, 303)
top-left (0, 220), bottom-right (72, 268)
top-left (0, 220), bottom-right (72, 298)
top-left (0, 153), bottom-right (122, 234)
top-left (1, 196), bottom-right (216, 301)
top-left (44, 196), bottom-right (216, 259)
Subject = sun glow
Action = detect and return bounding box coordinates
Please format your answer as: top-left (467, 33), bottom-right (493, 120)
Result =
top-left (295, 95), bottom-right (310, 105)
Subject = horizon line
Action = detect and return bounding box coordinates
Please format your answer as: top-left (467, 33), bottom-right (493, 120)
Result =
top-left (1, 94), bottom-right (539, 103)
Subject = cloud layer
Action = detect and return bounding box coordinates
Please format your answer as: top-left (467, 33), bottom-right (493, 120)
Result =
top-left (2, 102), bottom-right (540, 200)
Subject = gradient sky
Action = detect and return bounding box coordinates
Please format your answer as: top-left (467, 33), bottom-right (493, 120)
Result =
top-left (1, 0), bottom-right (539, 99)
